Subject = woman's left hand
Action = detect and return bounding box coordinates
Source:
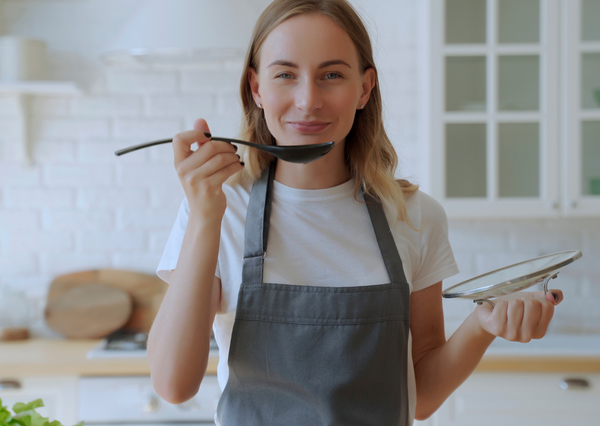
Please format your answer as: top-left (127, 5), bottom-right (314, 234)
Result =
top-left (474, 290), bottom-right (563, 342)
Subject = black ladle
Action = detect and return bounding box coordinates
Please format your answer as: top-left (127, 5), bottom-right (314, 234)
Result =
top-left (114, 137), bottom-right (335, 164)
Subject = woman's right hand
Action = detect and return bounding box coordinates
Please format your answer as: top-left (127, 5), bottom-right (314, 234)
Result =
top-left (173, 118), bottom-right (244, 221)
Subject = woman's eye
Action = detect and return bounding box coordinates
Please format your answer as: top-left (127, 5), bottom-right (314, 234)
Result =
top-left (276, 73), bottom-right (293, 79)
top-left (325, 72), bottom-right (342, 80)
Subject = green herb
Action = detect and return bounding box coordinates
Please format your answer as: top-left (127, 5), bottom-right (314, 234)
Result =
top-left (0, 398), bottom-right (83, 426)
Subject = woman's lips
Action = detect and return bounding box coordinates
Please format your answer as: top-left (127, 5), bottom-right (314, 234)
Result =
top-left (288, 121), bottom-right (330, 133)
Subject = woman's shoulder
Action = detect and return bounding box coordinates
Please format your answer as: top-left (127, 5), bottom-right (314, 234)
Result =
top-left (403, 189), bottom-right (449, 230)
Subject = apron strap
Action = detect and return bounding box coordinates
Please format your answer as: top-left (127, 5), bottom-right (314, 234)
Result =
top-left (242, 161), bottom-right (275, 283)
top-left (364, 191), bottom-right (408, 285)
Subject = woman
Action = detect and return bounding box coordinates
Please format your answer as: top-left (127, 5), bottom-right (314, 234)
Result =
top-left (149, 1), bottom-right (563, 424)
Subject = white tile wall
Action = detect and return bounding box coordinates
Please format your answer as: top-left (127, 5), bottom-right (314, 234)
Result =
top-left (444, 218), bottom-right (600, 336)
top-left (0, 0), bottom-right (598, 338)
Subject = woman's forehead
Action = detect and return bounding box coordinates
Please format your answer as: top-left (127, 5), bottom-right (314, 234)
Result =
top-left (259, 13), bottom-right (359, 68)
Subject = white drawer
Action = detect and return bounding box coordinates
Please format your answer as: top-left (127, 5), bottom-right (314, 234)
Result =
top-left (438, 373), bottom-right (600, 426)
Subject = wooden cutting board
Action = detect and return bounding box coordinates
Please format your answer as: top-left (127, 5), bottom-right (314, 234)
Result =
top-left (45, 283), bottom-right (132, 339)
top-left (46, 269), bottom-right (168, 336)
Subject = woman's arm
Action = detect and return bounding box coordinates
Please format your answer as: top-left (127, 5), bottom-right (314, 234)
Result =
top-left (147, 221), bottom-right (222, 405)
top-left (411, 281), bottom-right (562, 420)
top-left (147, 119), bottom-right (242, 404)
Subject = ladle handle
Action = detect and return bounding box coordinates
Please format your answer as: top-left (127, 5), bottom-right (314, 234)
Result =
top-left (114, 139), bottom-right (171, 156)
top-left (114, 136), bottom-right (250, 156)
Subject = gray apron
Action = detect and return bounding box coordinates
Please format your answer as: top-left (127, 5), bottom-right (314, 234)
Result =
top-left (216, 161), bottom-right (411, 426)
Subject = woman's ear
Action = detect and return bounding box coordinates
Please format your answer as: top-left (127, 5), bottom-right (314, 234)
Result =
top-left (358, 67), bottom-right (376, 108)
top-left (248, 67), bottom-right (262, 107)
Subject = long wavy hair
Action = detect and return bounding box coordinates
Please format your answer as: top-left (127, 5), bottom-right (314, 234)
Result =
top-left (228, 0), bottom-right (419, 227)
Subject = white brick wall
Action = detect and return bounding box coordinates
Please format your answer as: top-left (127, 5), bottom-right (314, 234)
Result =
top-left (444, 218), bottom-right (600, 335)
top-left (0, 0), bottom-right (598, 338)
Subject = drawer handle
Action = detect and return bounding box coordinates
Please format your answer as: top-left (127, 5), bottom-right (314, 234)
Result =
top-left (559, 378), bottom-right (591, 391)
top-left (0, 380), bottom-right (22, 390)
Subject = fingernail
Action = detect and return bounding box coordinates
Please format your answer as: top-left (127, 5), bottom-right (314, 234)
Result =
top-left (551, 292), bottom-right (558, 302)
top-left (233, 144), bottom-right (238, 152)
top-left (203, 131), bottom-right (212, 138)
top-left (236, 154), bottom-right (240, 160)
top-left (240, 161), bottom-right (245, 166)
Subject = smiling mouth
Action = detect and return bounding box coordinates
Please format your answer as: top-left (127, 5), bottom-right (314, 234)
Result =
top-left (288, 121), bottom-right (330, 133)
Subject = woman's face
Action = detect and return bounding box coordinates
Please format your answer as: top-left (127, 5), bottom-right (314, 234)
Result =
top-left (248, 13), bottom-right (375, 149)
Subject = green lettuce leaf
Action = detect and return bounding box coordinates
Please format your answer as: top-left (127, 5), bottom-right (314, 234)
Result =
top-left (0, 398), bottom-right (14, 425)
top-left (11, 400), bottom-right (44, 416)
top-left (12, 411), bottom-right (48, 426)
top-left (0, 398), bottom-right (83, 426)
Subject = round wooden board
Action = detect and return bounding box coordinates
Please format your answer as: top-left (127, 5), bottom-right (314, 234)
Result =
top-left (47, 269), bottom-right (168, 334)
top-left (45, 283), bottom-right (132, 339)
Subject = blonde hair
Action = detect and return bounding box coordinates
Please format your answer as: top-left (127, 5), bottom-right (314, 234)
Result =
top-left (229, 0), bottom-right (419, 227)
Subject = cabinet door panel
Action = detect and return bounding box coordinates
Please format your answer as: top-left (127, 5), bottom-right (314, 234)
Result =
top-left (445, 0), bottom-right (487, 44)
top-left (444, 373), bottom-right (600, 426)
top-left (498, 123), bottom-right (540, 197)
top-left (445, 123), bottom-right (487, 198)
top-left (581, 53), bottom-right (600, 110)
top-left (581, 121), bottom-right (600, 196)
top-left (498, 55), bottom-right (540, 111)
top-left (582, 0), bottom-right (600, 41)
top-left (498, 0), bottom-right (540, 44)
top-left (445, 56), bottom-right (487, 111)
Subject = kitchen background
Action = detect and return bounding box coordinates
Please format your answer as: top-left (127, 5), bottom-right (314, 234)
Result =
top-left (0, 0), bottom-right (598, 340)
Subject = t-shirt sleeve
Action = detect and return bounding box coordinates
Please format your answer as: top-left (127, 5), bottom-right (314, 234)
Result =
top-left (411, 192), bottom-right (460, 292)
top-left (156, 197), bottom-right (222, 284)
top-left (156, 197), bottom-right (190, 284)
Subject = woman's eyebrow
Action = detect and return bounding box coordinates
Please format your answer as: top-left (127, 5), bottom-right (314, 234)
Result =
top-left (267, 59), bottom-right (352, 69)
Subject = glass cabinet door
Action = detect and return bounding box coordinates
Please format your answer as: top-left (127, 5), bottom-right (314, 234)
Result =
top-left (431, 0), bottom-right (599, 217)
top-left (437, 0), bottom-right (558, 217)
top-left (565, 0), bottom-right (600, 214)
top-left (580, 0), bottom-right (600, 198)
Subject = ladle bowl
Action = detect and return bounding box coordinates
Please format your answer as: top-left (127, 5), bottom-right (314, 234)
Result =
top-left (114, 137), bottom-right (335, 164)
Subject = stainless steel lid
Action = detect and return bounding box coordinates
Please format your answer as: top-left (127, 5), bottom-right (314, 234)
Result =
top-left (442, 250), bottom-right (583, 301)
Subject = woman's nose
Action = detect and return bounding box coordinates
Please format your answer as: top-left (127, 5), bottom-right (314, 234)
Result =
top-left (294, 79), bottom-right (323, 113)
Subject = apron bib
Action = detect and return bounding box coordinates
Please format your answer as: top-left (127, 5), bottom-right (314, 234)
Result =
top-left (216, 162), bottom-right (411, 426)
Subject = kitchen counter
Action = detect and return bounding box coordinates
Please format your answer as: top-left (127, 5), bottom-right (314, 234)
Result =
top-left (0, 338), bottom-right (219, 377)
top-left (1, 335), bottom-right (600, 377)
top-left (477, 334), bottom-right (600, 372)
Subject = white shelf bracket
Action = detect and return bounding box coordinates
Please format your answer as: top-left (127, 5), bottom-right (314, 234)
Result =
top-left (15, 93), bottom-right (33, 167)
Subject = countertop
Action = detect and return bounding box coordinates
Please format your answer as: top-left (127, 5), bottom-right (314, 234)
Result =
top-left (477, 334), bottom-right (600, 372)
top-left (0, 338), bottom-right (219, 377)
top-left (1, 335), bottom-right (600, 377)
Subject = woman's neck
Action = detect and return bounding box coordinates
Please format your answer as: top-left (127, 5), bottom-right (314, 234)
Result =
top-left (273, 144), bottom-right (351, 190)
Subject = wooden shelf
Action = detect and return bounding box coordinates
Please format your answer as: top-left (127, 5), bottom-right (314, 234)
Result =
top-left (0, 81), bottom-right (81, 95)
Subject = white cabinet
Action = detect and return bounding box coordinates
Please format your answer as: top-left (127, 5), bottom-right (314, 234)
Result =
top-left (0, 376), bottom-right (78, 425)
top-left (420, 0), bottom-right (600, 218)
top-left (415, 372), bottom-right (600, 426)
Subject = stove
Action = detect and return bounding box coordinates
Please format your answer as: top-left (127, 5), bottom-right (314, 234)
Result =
top-left (86, 329), bottom-right (219, 359)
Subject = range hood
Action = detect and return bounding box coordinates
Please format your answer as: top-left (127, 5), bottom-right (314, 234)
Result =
top-left (101, 0), bottom-right (263, 64)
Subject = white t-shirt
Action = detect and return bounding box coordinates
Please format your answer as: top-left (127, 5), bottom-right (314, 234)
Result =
top-left (157, 178), bottom-right (459, 425)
